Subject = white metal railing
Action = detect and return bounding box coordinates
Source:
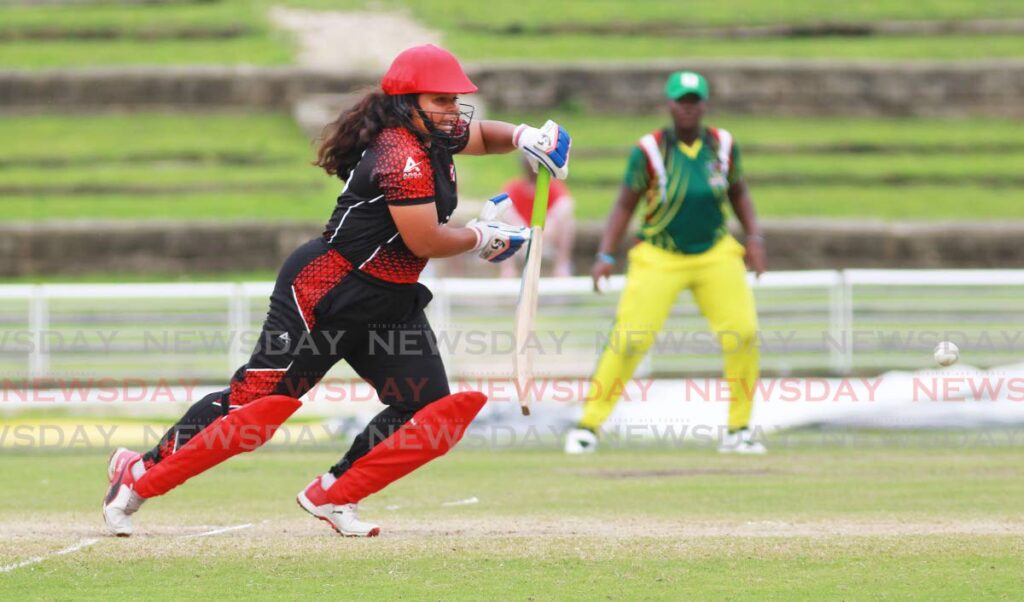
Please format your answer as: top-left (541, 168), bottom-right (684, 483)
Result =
top-left (0, 270), bottom-right (1022, 381)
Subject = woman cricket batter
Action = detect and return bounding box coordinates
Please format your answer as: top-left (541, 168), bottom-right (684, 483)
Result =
top-left (564, 70), bottom-right (765, 455)
top-left (103, 44), bottom-right (571, 537)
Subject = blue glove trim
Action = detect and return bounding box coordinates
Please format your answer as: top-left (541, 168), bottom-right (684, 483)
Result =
top-left (491, 235), bottom-right (527, 262)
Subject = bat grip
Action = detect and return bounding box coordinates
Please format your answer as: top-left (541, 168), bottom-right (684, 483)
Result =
top-left (532, 168), bottom-right (551, 228)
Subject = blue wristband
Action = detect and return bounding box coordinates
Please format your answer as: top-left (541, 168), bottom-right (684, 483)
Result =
top-left (596, 252), bottom-right (616, 265)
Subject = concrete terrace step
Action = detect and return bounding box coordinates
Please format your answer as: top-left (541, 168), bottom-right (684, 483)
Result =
top-left (1, 60), bottom-right (1023, 117)
top-left (1, 219), bottom-right (1022, 278)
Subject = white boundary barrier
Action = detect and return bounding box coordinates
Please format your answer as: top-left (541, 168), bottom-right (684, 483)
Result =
top-left (1, 270), bottom-right (1022, 380)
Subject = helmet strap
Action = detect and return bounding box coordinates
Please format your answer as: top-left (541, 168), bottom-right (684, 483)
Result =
top-left (388, 94), bottom-right (429, 144)
top-left (389, 94), bottom-right (472, 151)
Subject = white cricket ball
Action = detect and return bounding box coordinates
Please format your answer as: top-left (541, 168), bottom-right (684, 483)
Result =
top-left (934, 341), bottom-right (960, 367)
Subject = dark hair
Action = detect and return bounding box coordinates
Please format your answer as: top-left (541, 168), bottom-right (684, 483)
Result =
top-left (314, 88), bottom-right (420, 180)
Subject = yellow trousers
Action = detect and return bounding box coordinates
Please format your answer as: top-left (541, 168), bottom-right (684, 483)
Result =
top-left (580, 237), bottom-right (760, 432)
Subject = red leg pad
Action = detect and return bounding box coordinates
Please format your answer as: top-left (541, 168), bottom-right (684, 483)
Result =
top-left (326, 391), bottom-right (487, 505)
top-left (135, 395), bottom-right (301, 498)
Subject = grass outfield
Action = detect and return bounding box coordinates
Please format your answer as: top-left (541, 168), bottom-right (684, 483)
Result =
top-left (2, 0), bottom-right (1023, 68)
top-left (0, 112), bottom-right (334, 221)
top-left (450, 33), bottom-right (1024, 62)
top-left (6, 33), bottom-right (1021, 69)
top-left (3, 0), bottom-right (1015, 31)
top-left (1, 439), bottom-right (1022, 598)
top-left (3, 111), bottom-right (1024, 222)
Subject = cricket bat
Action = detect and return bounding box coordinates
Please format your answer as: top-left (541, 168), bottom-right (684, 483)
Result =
top-left (513, 168), bottom-right (551, 416)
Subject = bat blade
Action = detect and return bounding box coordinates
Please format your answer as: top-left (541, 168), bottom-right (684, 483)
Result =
top-left (513, 229), bottom-right (544, 416)
top-left (513, 168), bottom-right (551, 416)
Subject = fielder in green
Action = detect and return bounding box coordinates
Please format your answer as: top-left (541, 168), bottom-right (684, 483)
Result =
top-left (565, 71), bottom-right (767, 455)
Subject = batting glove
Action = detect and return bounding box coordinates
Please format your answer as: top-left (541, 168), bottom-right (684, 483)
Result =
top-left (513, 120), bottom-right (572, 180)
top-left (478, 192), bottom-right (513, 221)
top-left (467, 219), bottom-right (531, 263)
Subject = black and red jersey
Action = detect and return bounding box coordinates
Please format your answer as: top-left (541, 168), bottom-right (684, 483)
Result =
top-left (322, 127), bottom-right (460, 284)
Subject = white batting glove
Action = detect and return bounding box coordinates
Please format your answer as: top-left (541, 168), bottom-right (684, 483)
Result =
top-left (513, 120), bottom-right (572, 180)
top-left (479, 192), bottom-right (513, 221)
top-left (467, 219), bottom-right (531, 263)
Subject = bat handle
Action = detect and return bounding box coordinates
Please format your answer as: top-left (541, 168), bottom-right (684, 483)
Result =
top-left (532, 168), bottom-right (550, 228)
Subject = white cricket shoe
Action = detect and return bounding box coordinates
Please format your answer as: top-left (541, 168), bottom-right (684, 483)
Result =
top-left (297, 477), bottom-right (380, 537)
top-left (103, 447), bottom-right (146, 536)
top-left (718, 428), bottom-right (767, 455)
top-left (564, 427), bottom-right (598, 454)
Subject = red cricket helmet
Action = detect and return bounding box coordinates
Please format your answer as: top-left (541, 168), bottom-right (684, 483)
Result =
top-left (381, 44), bottom-right (478, 96)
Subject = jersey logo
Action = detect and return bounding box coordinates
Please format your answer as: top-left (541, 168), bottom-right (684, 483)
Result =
top-left (449, 164), bottom-right (456, 183)
top-left (706, 160), bottom-right (729, 192)
top-left (403, 157), bottom-right (424, 179)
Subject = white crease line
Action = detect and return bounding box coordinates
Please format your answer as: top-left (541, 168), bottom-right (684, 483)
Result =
top-left (385, 497), bottom-right (480, 511)
top-left (188, 523), bottom-right (253, 538)
top-left (0, 538), bottom-right (99, 573)
top-left (441, 497), bottom-right (479, 507)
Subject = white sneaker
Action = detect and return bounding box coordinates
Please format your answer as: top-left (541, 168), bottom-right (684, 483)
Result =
top-left (102, 447), bottom-right (146, 536)
top-left (564, 427), bottom-right (598, 454)
top-left (718, 428), bottom-right (767, 455)
top-left (297, 477), bottom-right (380, 537)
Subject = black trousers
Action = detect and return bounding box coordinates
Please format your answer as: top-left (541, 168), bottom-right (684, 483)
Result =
top-left (144, 238), bottom-right (450, 478)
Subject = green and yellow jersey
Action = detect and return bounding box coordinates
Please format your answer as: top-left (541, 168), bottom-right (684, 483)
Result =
top-left (623, 126), bottom-right (744, 255)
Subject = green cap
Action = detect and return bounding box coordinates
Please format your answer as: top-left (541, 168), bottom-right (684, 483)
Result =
top-left (665, 71), bottom-right (709, 100)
